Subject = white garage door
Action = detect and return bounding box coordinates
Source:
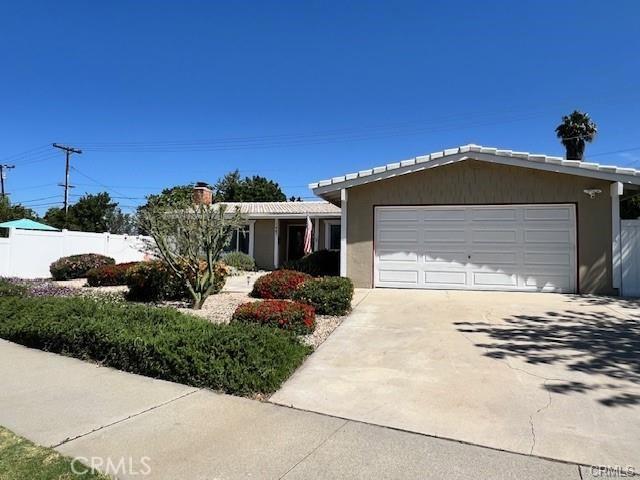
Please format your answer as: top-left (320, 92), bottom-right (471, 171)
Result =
top-left (374, 204), bottom-right (576, 292)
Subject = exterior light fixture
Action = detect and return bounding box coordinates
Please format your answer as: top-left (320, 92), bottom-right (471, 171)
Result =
top-left (583, 189), bottom-right (602, 199)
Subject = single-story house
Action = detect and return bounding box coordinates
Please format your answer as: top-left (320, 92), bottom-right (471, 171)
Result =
top-left (310, 144), bottom-right (640, 295)
top-left (193, 184), bottom-right (341, 270)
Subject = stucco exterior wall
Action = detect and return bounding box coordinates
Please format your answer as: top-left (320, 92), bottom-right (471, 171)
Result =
top-left (346, 160), bottom-right (613, 294)
top-left (252, 217), bottom-right (341, 270)
top-left (253, 219), bottom-right (275, 270)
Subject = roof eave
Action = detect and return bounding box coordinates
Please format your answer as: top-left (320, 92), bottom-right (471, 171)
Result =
top-left (243, 212), bottom-right (341, 219)
top-left (311, 149), bottom-right (640, 197)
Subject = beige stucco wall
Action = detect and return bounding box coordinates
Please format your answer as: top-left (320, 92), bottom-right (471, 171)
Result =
top-left (347, 160), bottom-right (614, 294)
top-left (252, 217), bottom-right (339, 269)
top-left (253, 219), bottom-right (275, 270)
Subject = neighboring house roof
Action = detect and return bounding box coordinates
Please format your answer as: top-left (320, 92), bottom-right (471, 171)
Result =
top-left (215, 201), bottom-right (340, 218)
top-left (0, 218), bottom-right (59, 231)
top-left (310, 144), bottom-right (640, 200)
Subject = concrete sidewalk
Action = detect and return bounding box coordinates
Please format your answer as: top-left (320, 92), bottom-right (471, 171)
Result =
top-left (0, 339), bottom-right (588, 479)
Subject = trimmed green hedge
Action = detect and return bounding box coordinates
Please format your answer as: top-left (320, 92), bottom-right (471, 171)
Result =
top-left (223, 252), bottom-right (256, 271)
top-left (293, 277), bottom-right (354, 315)
top-left (50, 254), bottom-right (115, 281)
top-left (125, 261), bottom-right (189, 302)
top-left (0, 296), bottom-right (311, 396)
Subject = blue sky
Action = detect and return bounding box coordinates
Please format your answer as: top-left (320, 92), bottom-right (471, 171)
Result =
top-left (1, 1), bottom-right (639, 214)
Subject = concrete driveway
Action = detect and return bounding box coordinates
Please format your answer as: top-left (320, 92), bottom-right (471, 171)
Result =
top-left (271, 289), bottom-right (640, 469)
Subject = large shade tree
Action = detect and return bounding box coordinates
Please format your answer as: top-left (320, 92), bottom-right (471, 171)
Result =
top-left (44, 192), bottom-right (135, 234)
top-left (0, 197), bottom-right (39, 223)
top-left (555, 110), bottom-right (597, 160)
top-left (138, 189), bottom-right (244, 309)
top-left (214, 170), bottom-right (286, 202)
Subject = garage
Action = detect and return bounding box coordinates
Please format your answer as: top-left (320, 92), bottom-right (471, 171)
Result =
top-left (310, 145), bottom-right (640, 294)
top-left (374, 204), bottom-right (577, 292)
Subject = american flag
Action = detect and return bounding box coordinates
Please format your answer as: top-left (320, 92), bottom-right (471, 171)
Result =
top-left (303, 215), bottom-right (313, 255)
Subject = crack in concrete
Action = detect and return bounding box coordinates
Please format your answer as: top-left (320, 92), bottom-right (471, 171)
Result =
top-left (457, 310), bottom-right (562, 456)
top-left (279, 419), bottom-right (349, 479)
top-left (51, 388), bottom-right (201, 448)
top-left (528, 415), bottom-right (536, 454)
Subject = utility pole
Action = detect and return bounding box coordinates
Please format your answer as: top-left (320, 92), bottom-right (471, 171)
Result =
top-left (53, 143), bottom-right (82, 216)
top-left (0, 164), bottom-right (15, 199)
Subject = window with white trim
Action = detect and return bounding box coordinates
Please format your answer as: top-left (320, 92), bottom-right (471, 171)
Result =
top-left (324, 220), bottom-right (341, 251)
top-left (225, 225), bottom-right (251, 254)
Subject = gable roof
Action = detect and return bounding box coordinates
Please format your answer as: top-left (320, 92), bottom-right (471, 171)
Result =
top-left (0, 218), bottom-right (58, 231)
top-left (215, 201), bottom-right (340, 218)
top-left (310, 144), bottom-right (640, 200)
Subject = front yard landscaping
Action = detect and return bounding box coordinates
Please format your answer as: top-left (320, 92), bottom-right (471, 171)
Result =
top-left (0, 294), bottom-right (311, 396)
top-left (0, 426), bottom-right (107, 480)
top-left (0, 251), bottom-right (354, 398)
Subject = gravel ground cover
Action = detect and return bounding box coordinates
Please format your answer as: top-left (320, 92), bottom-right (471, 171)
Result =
top-left (48, 274), bottom-right (347, 349)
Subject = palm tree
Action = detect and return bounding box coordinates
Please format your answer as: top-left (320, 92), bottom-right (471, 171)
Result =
top-left (555, 110), bottom-right (597, 160)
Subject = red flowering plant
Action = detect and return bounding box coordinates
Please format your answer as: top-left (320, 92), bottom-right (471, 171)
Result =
top-left (250, 270), bottom-right (312, 299)
top-left (232, 300), bottom-right (316, 334)
top-left (86, 262), bottom-right (141, 287)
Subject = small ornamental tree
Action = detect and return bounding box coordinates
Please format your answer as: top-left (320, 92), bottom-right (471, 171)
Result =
top-left (138, 192), bottom-right (244, 309)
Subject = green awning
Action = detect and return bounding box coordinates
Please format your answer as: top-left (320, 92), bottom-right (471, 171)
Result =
top-left (0, 219), bottom-right (59, 231)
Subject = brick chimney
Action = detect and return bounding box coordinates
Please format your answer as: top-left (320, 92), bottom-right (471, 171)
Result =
top-left (192, 182), bottom-right (213, 205)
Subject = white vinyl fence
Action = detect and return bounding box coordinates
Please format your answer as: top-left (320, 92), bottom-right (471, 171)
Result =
top-left (621, 219), bottom-right (640, 297)
top-left (0, 229), bottom-right (152, 279)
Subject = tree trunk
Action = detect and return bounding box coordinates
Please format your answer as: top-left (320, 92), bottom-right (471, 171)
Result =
top-left (191, 292), bottom-right (204, 310)
top-left (564, 139), bottom-right (585, 161)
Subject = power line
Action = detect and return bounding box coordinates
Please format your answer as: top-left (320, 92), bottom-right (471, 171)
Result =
top-left (61, 91), bottom-right (640, 153)
top-left (588, 146), bottom-right (640, 159)
top-left (0, 144), bottom-right (50, 164)
top-left (18, 195), bottom-right (62, 204)
top-left (11, 183), bottom-right (59, 192)
top-left (70, 166), bottom-right (136, 200)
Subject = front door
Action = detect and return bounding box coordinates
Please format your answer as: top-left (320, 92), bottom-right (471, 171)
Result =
top-left (287, 225), bottom-right (306, 261)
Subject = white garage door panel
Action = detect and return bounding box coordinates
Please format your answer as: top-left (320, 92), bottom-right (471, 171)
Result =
top-left (473, 229), bottom-right (518, 243)
top-left (524, 207), bottom-right (570, 220)
top-left (423, 209), bottom-right (467, 221)
top-left (378, 229), bottom-right (420, 242)
top-left (471, 208), bottom-right (518, 221)
top-left (524, 252), bottom-right (572, 266)
top-left (378, 250), bottom-right (419, 262)
top-left (374, 204), bottom-right (576, 293)
top-left (473, 272), bottom-right (518, 286)
top-left (425, 270), bottom-right (467, 285)
top-left (379, 269), bottom-right (419, 284)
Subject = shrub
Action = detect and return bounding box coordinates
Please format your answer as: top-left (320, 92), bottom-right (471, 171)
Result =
top-left (282, 249), bottom-right (339, 277)
top-left (293, 277), bottom-right (354, 316)
top-left (251, 270), bottom-right (311, 299)
top-left (86, 262), bottom-right (141, 287)
top-left (125, 261), bottom-right (188, 302)
top-left (49, 254), bottom-right (115, 281)
top-left (223, 252), bottom-right (256, 271)
top-left (232, 300), bottom-right (315, 334)
top-left (0, 296), bottom-right (311, 396)
top-left (2, 278), bottom-right (77, 298)
top-left (0, 278), bottom-right (27, 297)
